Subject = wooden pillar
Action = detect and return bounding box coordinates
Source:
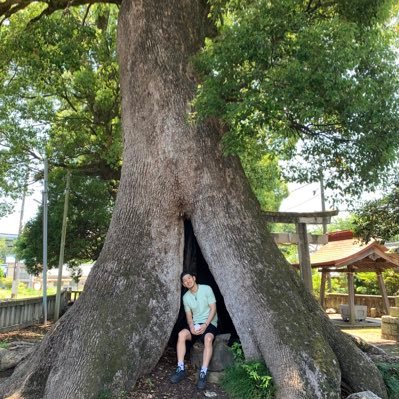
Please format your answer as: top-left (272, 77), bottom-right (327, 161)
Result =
top-left (347, 269), bottom-right (356, 324)
top-left (296, 222), bottom-right (313, 292)
top-left (327, 273), bottom-right (332, 292)
top-left (376, 270), bottom-right (390, 315)
top-left (320, 270), bottom-right (327, 308)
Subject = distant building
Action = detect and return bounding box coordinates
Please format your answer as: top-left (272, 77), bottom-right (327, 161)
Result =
top-left (35, 263), bottom-right (93, 290)
top-left (0, 233), bottom-right (32, 284)
top-left (1, 231), bottom-right (93, 290)
top-left (0, 233), bottom-right (18, 251)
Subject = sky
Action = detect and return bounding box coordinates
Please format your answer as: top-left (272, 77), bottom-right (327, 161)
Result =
top-left (0, 181), bottom-right (330, 235)
top-left (0, 179), bottom-right (383, 235)
top-left (0, 183), bottom-right (42, 235)
top-left (279, 182), bottom-right (326, 213)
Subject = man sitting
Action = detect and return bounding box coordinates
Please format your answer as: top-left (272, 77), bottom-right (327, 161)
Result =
top-left (170, 272), bottom-right (218, 390)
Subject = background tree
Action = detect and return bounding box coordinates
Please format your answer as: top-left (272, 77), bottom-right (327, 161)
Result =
top-left (0, 1), bottom-right (397, 399)
top-left (0, 237), bottom-right (9, 264)
top-left (353, 184), bottom-right (399, 243)
top-left (16, 169), bottom-right (114, 274)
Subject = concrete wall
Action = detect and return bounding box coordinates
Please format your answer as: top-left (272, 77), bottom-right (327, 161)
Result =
top-left (325, 293), bottom-right (396, 317)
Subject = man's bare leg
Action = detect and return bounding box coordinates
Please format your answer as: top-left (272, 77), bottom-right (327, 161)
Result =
top-left (177, 328), bottom-right (191, 363)
top-left (171, 329), bottom-right (192, 384)
top-left (202, 333), bottom-right (215, 369)
top-left (197, 332), bottom-right (215, 390)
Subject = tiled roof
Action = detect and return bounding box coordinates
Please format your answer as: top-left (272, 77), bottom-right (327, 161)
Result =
top-left (293, 230), bottom-right (399, 270)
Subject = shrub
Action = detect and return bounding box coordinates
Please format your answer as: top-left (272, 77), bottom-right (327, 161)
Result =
top-left (221, 343), bottom-right (275, 399)
top-left (377, 363), bottom-right (399, 399)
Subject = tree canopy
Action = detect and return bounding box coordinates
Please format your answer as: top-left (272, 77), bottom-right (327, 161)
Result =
top-left (0, 1), bottom-right (394, 398)
top-left (1, 0), bottom-right (398, 208)
top-left (1, 3), bottom-right (287, 269)
top-left (1, 0), bottom-right (399, 265)
top-left (194, 0), bottom-right (399, 198)
top-left (0, 4), bottom-right (121, 214)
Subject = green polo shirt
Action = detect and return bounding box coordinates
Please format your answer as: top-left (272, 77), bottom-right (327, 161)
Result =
top-left (183, 284), bottom-right (218, 327)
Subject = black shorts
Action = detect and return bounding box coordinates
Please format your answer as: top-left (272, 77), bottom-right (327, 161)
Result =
top-left (187, 323), bottom-right (218, 344)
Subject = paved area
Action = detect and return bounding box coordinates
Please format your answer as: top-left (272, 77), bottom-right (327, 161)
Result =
top-left (328, 313), bottom-right (381, 328)
top-left (328, 313), bottom-right (399, 356)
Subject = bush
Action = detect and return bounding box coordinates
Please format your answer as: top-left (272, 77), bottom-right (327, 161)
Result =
top-left (0, 277), bottom-right (13, 289)
top-left (221, 343), bottom-right (275, 399)
top-left (377, 363), bottom-right (399, 399)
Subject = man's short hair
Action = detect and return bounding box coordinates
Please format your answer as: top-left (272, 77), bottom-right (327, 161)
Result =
top-left (180, 271), bottom-right (195, 283)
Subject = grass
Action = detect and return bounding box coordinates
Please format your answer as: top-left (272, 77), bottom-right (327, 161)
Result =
top-left (0, 278), bottom-right (56, 300)
top-left (0, 341), bottom-right (8, 349)
top-left (0, 287), bottom-right (57, 300)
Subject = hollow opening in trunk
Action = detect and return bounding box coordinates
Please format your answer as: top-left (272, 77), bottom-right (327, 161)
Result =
top-left (169, 219), bottom-right (238, 346)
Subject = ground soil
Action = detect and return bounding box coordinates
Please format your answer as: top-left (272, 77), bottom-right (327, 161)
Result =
top-left (0, 324), bottom-right (52, 344)
top-left (129, 346), bottom-right (230, 399)
top-left (0, 324), bottom-right (230, 399)
top-left (1, 323), bottom-right (399, 399)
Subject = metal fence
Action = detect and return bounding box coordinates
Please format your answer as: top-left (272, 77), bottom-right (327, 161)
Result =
top-left (0, 292), bottom-right (69, 332)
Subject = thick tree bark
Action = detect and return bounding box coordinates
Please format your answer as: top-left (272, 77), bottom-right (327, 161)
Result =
top-left (0, 1), bottom-right (388, 398)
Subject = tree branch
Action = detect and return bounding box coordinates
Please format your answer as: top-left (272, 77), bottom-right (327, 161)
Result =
top-left (81, 3), bottom-right (92, 26)
top-left (0, 0), bottom-right (121, 25)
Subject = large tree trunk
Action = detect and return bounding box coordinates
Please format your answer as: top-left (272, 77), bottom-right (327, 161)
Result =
top-left (0, 1), bottom-right (388, 398)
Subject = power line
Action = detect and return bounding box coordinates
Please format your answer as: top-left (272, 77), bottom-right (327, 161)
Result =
top-left (288, 182), bottom-right (314, 194)
top-left (285, 194), bottom-right (321, 211)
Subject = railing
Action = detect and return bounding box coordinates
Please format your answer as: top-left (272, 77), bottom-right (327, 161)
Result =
top-left (0, 292), bottom-right (68, 332)
top-left (65, 290), bottom-right (82, 303)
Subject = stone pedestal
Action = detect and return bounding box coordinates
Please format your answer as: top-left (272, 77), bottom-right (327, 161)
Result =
top-left (190, 333), bottom-right (234, 372)
top-left (389, 306), bottom-right (399, 317)
top-left (381, 312), bottom-right (399, 341)
top-left (340, 304), bottom-right (368, 321)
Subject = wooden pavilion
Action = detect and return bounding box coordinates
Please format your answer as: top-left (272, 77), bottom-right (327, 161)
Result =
top-left (293, 230), bottom-right (399, 323)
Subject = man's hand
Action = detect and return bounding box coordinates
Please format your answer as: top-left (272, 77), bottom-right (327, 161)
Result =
top-left (196, 324), bottom-right (207, 335)
top-left (190, 324), bottom-right (198, 335)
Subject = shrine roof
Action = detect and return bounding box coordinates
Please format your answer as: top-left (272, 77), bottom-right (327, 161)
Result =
top-left (292, 230), bottom-right (399, 271)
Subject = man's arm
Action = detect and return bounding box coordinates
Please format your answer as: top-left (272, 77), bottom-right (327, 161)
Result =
top-left (185, 311), bottom-right (198, 335)
top-left (204, 303), bottom-right (216, 327)
top-left (196, 302), bottom-right (216, 335)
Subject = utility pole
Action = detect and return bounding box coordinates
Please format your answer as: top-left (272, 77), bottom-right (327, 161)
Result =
top-left (10, 181), bottom-right (27, 298)
top-left (54, 170), bottom-right (71, 321)
top-left (42, 158), bottom-right (48, 324)
top-left (319, 172), bottom-right (327, 234)
top-left (319, 172), bottom-right (332, 292)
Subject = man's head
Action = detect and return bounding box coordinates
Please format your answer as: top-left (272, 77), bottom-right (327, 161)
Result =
top-left (180, 272), bottom-right (196, 289)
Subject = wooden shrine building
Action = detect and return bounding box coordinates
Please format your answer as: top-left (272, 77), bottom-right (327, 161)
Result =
top-left (293, 230), bottom-right (399, 323)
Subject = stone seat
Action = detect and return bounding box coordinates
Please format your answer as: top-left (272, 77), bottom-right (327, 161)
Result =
top-left (189, 333), bottom-right (234, 372)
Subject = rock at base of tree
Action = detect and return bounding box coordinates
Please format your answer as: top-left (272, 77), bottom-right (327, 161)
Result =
top-left (350, 335), bottom-right (387, 356)
top-left (0, 341), bottom-right (35, 371)
top-left (369, 354), bottom-right (399, 364)
top-left (346, 391), bottom-right (382, 399)
top-left (203, 390), bottom-right (219, 397)
top-left (190, 333), bottom-right (234, 372)
top-left (206, 371), bottom-right (224, 384)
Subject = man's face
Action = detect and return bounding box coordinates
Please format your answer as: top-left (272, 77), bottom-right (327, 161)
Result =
top-left (182, 274), bottom-right (196, 289)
